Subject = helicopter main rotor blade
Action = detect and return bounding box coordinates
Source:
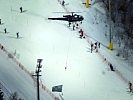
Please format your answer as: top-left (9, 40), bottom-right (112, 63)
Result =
top-left (53, 11), bottom-right (82, 13)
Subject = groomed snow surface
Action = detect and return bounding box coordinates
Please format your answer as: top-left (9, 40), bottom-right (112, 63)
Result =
top-left (0, 0), bottom-right (133, 100)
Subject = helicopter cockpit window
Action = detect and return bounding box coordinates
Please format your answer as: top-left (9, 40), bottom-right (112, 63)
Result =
top-left (74, 15), bottom-right (79, 18)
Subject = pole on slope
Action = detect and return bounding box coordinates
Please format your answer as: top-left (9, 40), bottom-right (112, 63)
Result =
top-left (108, 0), bottom-right (113, 50)
top-left (32, 59), bottom-right (43, 100)
top-left (86, 0), bottom-right (89, 8)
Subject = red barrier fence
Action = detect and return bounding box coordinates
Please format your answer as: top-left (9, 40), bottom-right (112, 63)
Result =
top-left (84, 32), bottom-right (130, 84)
top-left (57, 0), bottom-right (130, 85)
top-left (0, 43), bottom-right (59, 100)
top-left (0, 1), bottom-right (128, 99)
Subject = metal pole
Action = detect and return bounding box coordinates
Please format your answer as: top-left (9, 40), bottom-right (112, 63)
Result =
top-left (33, 59), bottom-right (43, 100)
top-left (37, 70), bottom-right (40, 100)
top-left (86, 0), bottom-right (89, 8)
top-left (109, 0), bottom-right (111, 43)
top-left (108, 0), bottom-right (113, 50)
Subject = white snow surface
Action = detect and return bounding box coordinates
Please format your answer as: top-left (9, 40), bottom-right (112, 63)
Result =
top-left (0, 0), bottom-right (133, 100)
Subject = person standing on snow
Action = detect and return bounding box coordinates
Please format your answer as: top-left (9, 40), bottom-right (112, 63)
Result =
top-left (73, 23), bottom-right (75, 30)
top-left (79, 29), bottom-right (83, 38)
top-left (95, 42), bottom-right (97, 48)
top-left (0, 19), bottom-right (1, 25)
top-left (0, 89), bottom-right (4, 100)
top-left (62, 0), bottom-right (65, 6)
top-left (76, 23), bottom-right (79, 29)
top-left (128, 81), bottom-right (132, 92)
top-left (20, 7), bottom-right (23, 13)
top-left (98, 42), bottom-right (100, 48)
top-left (109, 63), bottom-right (115, 71)
top-left (68, 22), bottom-right (71, 27)
top-left (91, 43), bottom-right (93, 53)
top-left (4, 28), bottom-right (7, 33)
top-left (16, 32), bottom-right (19, 38)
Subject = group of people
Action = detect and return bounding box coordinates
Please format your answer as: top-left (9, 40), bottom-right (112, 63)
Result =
top-left (91, 41), bottom-right (100, 53)
top-left (0, 20), bottom-right (20, 38)
top-left (0, 7), bottom-right (22, 38)
top-left (79, 28), bottom-right (101, 53)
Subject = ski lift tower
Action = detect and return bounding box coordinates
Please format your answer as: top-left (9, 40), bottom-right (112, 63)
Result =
top-left (108, 0), bottom-right (113, 50)
top-left (32, 59), bottom-right (43, 100)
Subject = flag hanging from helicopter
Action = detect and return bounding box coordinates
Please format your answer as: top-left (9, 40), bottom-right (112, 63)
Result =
top-left (52, 85), bottom-right (63, 92)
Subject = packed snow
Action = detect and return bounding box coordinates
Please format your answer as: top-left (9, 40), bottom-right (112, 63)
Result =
top-left (0, 0), bottom-right (133, 100)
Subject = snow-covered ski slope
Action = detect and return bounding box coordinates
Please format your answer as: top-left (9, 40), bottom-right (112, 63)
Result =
top-left (0, 50), bottom-right (53, 100)
top-left (0, 0), bottom-right (133, 100)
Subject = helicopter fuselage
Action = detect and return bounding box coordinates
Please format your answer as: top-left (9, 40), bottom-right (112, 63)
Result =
top-left (48, 14), bottom-right (84, 22)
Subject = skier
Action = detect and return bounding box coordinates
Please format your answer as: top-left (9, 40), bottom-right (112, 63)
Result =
top-left (1, 45), bottom-right (3, 50)
top-left (73, 23), bottom-right (75, 30)
top-left (79, 29), bottom-right (83, 38)
top-left (98, 42), bottom-right (100, 48)
top-left (0, 89), bottom-right (4, 100)
top-left (20, 7), bottom-right (23, 13)
top-left (4, 28), bottom-right (7, 33)
top-left (62, 0), bottom-right (65, 6)
top-left (91, 43), bottom-right (93, 53)
top-left (0, 19), bottom-right (1, 24)
top-left (68, 22), bottom-right (71, 27)
top-left (65, 67), bottom-right (67, 70)
top-left (94, 42), bottom-right (99, 51)
top-left (16, 32), bottom-right (19, 38)
top-left (95, 42), bottom-right (97, 47)
top-left (109, 63), bottom-right (115, 71)
top-left (128, 81), bottom-right (132, 92)
top-left (76, 23), bottom-right (79, 29)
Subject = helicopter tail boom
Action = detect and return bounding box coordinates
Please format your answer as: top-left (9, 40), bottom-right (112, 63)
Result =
top-left (48, 17), bottom-right (68, 21)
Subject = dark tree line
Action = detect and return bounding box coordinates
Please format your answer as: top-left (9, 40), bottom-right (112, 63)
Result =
top-left (94, 0), bottom-right (133, 63)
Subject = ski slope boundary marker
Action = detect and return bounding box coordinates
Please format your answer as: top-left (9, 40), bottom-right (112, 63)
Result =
top-left (57, 0), bottom-right (131, 86)
top-left (0, 43), bottom-right (59, 100)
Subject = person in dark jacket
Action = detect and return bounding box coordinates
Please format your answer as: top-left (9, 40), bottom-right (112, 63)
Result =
top-left (20, 7), bottom-right (23, 13)
top-left (128, 81), bottom-right (132, 92)
top-left (73, 23), bottom-right (75, 30)
top-left (109, 63), bottom-right (115, 71)
top-left (16, 32), bottom-right (19, 38)
top-left (0, 19), bottom-right (1, 25)
top-left (62, 0), bottom-right (65, 6)
top-left (0, 89), bottom-right (4, 100)
top-left (98, 42), bottom-right (100, 48)
top-left (91, 43), bottom-right (93, 53)
top-left (4, 28), bottom-right (7, 33)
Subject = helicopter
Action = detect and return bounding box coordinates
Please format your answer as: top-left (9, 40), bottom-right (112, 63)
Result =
top-left (48, 12), bottom-right (84, 25)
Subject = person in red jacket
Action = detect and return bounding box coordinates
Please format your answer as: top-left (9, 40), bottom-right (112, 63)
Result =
top-left (79, 29), bottom-right (83, 38)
